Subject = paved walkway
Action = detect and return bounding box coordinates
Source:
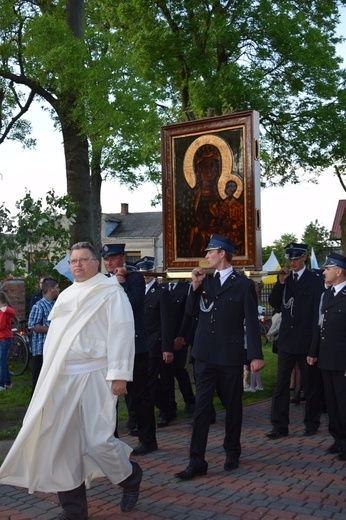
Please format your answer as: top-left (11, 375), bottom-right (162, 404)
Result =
top-left (0, 399), bottom-right (345, 520)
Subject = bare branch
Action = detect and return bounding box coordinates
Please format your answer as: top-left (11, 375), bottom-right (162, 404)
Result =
top-left (334, 165), bottom-right (346, 192)
top-left (0, 88), bottom-right (35, 145)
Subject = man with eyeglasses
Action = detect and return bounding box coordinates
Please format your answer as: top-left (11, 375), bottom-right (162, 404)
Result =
top-left (308, 252), bottom-right (346, 461)
top-left (0, 241), bottom-right (142, 518)
top-left (267, 243), bottom-right (325, 440)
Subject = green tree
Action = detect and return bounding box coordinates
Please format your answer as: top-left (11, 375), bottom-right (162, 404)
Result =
top-left (302, 219), bottom-right (339, 265)
top-left (0, 190), bottom-right (77, 285)
top-left (0, 0), bottom-right (165, 248)
top-left (2, 1), bottom-right (346, 250)
top-left (112, 0), bottom-right (346, 185)
top-left (270, 233), bottom-right (298, 266)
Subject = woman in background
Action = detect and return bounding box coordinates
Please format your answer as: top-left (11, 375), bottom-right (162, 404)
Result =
top-left (0, 291), bottom-right (16, 391)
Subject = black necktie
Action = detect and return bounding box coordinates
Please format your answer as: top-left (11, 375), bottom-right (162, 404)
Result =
top-left (331, 287), bottom-right (336, 297)
top-left (293, 273), bottom-right (298, 283)
top-left (169, 283), bottom-right (175, 291)
top-left (214, 272), bottom-right (220, 287)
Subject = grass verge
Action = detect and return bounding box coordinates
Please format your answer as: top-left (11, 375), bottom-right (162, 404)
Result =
top-left (0, 342), bottom-right (277, 441)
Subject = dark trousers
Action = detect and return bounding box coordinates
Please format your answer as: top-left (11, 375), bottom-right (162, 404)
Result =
top-left (57, 462), bottom-right (141, 519)
top-left (127, 352), bottom-right (156, 445)
top-left (189, 360), bottom-right (243, 468)
top-left (158, 346), bottom-right (195, 417)
top-left (271, 350), bottom-right (322, 431)
top-left (172, 345), bottom-right (195, 405)
top-left (158, 361), bottom-right (177, 418)
top-left (115, 353), bottom-right (156, 445)
top-left (58, 482), bottom-right (88, 520)
top-left (31, 354), bottom-right (43, 396)
top-left (148, 355), bottom-right (176, 416)
top-left (321, 369), bottom-right (346, 452)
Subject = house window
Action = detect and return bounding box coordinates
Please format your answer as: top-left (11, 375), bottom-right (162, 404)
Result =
top-left (126, 252), bottom-right (141, 265)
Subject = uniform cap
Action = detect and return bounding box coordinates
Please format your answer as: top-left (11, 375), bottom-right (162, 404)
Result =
top-left (136, 256), bottom-right (155, 271)
top-left (101, 244), bottom-right (125, 257)
top-left (284, 243), bottom-right (308, 259)
top-left (204, 234), bottom-right (237, 253)
top-left (322, 252), bottom-right (346, 269)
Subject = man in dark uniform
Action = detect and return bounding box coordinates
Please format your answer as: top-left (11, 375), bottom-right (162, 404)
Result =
top-left (175, 234), bottom-right (264, 480)
top-left (101, 244), bottom-right (158, 456)
top-left (308, 252), bottom-right (346, 460)
top-left (157, 280), bottom-right (196, 426)
top-left (267, 243), bottom-right (324, 439)
top-left (136, 258), bottom-right (176, 431)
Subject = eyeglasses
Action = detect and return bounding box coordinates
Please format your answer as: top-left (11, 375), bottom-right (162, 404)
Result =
top-left (68, 257), bottom-right (96, 265)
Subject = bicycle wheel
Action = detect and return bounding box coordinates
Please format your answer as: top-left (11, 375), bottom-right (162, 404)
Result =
top-left (259, 321), bottom-right (269, 346)
top-left (8, 334), bottom-right (30, 376)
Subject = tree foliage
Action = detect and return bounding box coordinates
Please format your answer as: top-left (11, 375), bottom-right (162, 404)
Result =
top-left (0, 190), bottom-right (77, 285)
top-left (0, 0), bottom-right (166, 247)
top-left (1, 1), bottom-right (346, 249)
top-left (270, 233), bottom-right (298, 265)
top-left (262, 220), bottom-right (339, 267)
top-left (302, 219), bottom-right (339, 263)
top-left (111, 0), bottom-right (346, 186)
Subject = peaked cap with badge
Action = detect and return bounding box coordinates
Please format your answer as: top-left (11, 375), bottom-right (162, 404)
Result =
top-left (284, 243), bottom-right (308, 259)
top-left (136, 256), bottom-right (155, 272)
top-left (100, 243), bottom-right (126, 257)
top-left (322, 252), bottom-right (346, 269)
top-left (204, 234), bottom-right (237, 254)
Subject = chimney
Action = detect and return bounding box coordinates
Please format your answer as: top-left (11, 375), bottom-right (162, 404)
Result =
top-left (121, 203), bottom-right (129, 215)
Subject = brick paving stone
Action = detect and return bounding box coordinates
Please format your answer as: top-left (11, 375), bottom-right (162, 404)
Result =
top-left (1, 400), bottom-right (346, 519)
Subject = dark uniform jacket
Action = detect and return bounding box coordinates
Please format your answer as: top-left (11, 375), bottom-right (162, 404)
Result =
top-left (269, 268), bottom-right (324, 355)
top-left (187, 271), bottom-right (262, 366)
top-left (107, 272), bottom-right (150, 354)
top-left (144, 281), bottom-right (174, 358)
top-left (309, 285), bottom-right (346, 371)
top-left (163, 282), bottom-right (190, 338)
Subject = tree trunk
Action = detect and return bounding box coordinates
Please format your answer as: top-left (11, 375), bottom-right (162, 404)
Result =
top-left (59, 0), bottom-right (93, 246)
top-left (61, 114), bottom-right (92, 245)
top-left (90, 148), bottom-right (103, 254)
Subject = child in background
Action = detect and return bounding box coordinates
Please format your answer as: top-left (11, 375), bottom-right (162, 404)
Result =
top-left (243, 323), bottom-right (264, 392)
top-left (0, 291), bottom-right (17, 391)
top-left (244, 359), bottom-right (264, 392)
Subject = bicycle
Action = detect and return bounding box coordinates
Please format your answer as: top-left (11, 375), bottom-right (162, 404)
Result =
top-left (8, 323), bottom-right (31, 376)
top-left (259, 315), bottom-right (272, 346)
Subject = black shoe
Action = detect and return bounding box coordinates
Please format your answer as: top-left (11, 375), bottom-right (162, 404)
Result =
top-left (266, 429), bottom-right (288, 440)
top-left (120, 465), bottom-right (143, 513)
top-left (337, 451), bottom-right (346, 461)
top-left (303, 428), bottom-right (318, 436)
top-left (132, 441), bottom-right (158, 455)
top-left (128, 428), bottom-right (138, 437)
top-left (290, 398), bottom-right (300, 405)
top-left (158, 414), bottom-right (176, 428)
top-left (175, 464), bottom-right (208, 480)
top-left (126, 421), bottom-right (137, 431)
top-left (326, 442), bottom-right (342, 454)
top-left (224, 456), bottom-right (239, 471)
top-left (120, 489), bottom-right (140, 512)
top-left (184, 403), bottom-right (195, 414)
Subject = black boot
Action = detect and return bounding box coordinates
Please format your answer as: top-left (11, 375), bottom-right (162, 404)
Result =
top-left (118, 461), bottom-right (143, 512)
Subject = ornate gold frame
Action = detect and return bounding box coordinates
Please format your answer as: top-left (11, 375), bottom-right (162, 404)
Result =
top-left (161, 111), bottom-right (262, 272)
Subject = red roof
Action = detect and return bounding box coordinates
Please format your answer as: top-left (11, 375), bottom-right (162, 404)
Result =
top-left (331, 200), bottom-right (346, 240)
